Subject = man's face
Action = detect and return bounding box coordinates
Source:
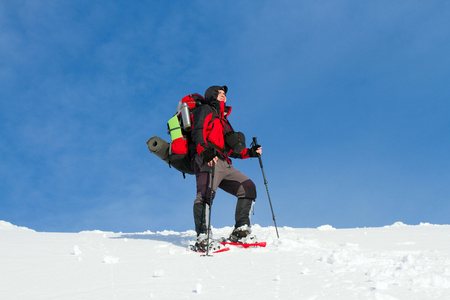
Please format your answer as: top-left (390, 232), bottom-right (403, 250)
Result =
top-left (217, 90), bottom-right (227, 103)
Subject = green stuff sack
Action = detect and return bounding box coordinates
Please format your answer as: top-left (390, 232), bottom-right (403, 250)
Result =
top-left (168, 115), bottom-right (183, 141)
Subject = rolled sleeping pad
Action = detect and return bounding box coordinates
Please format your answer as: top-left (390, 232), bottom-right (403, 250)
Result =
top-left (146, 136), bottom-right (170, 164)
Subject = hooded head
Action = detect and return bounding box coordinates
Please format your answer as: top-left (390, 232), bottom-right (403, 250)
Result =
top-left (204, 85), bottom-right (228, 103)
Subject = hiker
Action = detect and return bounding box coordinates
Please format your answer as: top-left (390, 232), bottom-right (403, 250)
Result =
top-left (190, 85), bottom-right (262, 251)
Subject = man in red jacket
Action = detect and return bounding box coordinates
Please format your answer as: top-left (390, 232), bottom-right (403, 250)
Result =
top-left (190, 85), bottom-right (262, 251)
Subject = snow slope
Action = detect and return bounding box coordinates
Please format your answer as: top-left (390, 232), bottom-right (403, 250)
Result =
top-left (1, 220), bottom-right (450, 299)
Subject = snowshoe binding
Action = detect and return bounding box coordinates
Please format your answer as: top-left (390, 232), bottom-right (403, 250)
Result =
top-left (189, 235), bottom-right (229, 254)
top-left (219, 225), bottom-right (266, 248)
top-left (229, 225), bottom-right (257, 243)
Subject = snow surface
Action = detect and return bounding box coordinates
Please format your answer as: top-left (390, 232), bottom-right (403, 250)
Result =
top-left (1, 220), bottom-right (450, 299)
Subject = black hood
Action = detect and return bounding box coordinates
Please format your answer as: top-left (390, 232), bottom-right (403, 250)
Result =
top-left (204, 85), bottom-right (228, 103)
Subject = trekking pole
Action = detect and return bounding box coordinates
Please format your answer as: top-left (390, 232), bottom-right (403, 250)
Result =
top-left (252, 137), bottom-right (279, 239)
top-left (205, 159), bottom-right (216, 256)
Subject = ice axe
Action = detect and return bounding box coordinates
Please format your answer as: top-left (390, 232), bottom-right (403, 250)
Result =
top-left (252, 137), bottom-right (279, 239)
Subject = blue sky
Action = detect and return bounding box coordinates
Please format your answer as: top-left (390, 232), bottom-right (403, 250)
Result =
top-left (1, 1), bottom-right (449, 233)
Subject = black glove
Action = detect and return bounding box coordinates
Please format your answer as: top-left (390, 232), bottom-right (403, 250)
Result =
top-left (202, 148), bottom-right (216, 164)
top-left (225, 131), bottom-right (246, 153)
top-left (247, 144), bottom-right (261, 157)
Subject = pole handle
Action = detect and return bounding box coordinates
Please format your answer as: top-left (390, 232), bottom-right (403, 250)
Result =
top-left (252, 137), bottom-right (264, 171)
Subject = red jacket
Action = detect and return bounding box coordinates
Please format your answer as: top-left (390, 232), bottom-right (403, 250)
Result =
top-left (191, 100), bottom-right (251, 163)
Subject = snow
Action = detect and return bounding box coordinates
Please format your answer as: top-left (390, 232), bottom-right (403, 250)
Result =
top-left (1, 221), bottom-right (450, 299)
